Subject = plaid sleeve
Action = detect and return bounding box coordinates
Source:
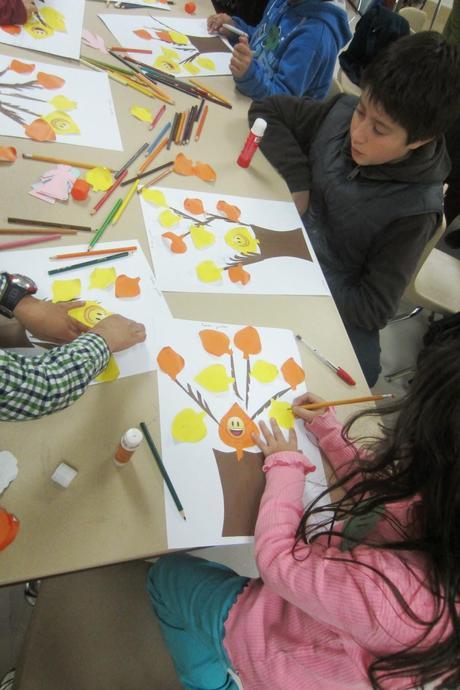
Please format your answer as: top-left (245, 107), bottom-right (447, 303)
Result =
top-left (0, 333), bottom-right (110, 421)
top-left (0, 273), bottom-right (7, 296)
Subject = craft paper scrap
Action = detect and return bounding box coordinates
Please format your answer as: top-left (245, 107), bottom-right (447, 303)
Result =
top-left (131, 105), bottom-right (153, 123)
top-left (86, 167), bottom-right (114, 191)
top-left (0, 146), bottom-right (16, 162)
top-left (115, 275), bottom-right (141, 298)
top-left (140, 186), bottom-right (330, 296)
top-left (1, 240), bottom-right (172, 382)
top-left (0, 0), bottom-right (85, 60)
top-left (30, 165), bottom-right (80, 203)
top-left (89, 267), bottom-right (117, 289)
top-left (81, 29), bottom-right (108, 54)
top-left (0, 56), bottom-right (123, 151)
top-left (99, 14), bottom-right (232, 78)
top-left (0, 451), bottom-right (18, 496)
top-left (111, 0), bottom-right (172, 9)
top-left (156, 318), bottom-right (329, 549)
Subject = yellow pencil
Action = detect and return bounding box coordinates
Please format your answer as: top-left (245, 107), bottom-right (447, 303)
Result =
top-left (131, 72), bottom-right (175, 105)
top-left (175, 112), bottom-right (185, 145)
top-left (22, 153), bottom-right (113, 171)
top-left (112, 179), bottom-right (139, 225)
top-left (188, 78), bottom-right (232, 107)
top-left (295, 394), bottom-right (394, 411)
top-left (137, 137), bottom-right (168, 174)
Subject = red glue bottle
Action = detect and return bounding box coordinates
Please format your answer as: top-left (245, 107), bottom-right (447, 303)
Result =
top-left (237, 118), bottom-right (267, 168)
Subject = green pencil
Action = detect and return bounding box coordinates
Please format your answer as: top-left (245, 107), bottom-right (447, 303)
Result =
top-left (48, 251), bottom-right (130, 276)
top-left (140, 421), bottom-right (186, 521)
top-left (88, 198), bottom-right (122, 251)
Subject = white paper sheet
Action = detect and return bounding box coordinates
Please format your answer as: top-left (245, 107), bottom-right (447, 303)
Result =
top-left (0, 54), bottom-right (123, 150)
top-left (110, 0), bottom-right (171, 10)
top-left (140, 186), bottom-right (330, 296)
top-left (0, 0), bottom-right (85, 60)
top-left (156, 318), bottom-right (329, 549)
top-left (99, 14), bottom-right (232, 77)
top-left (1, 240), bottom-right (172, 380)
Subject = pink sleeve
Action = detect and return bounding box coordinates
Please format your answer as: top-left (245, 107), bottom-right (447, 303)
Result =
top-left (0, 0), bottom-right (27, 24)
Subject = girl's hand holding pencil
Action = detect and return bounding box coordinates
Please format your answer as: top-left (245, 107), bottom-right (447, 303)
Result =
top-left (292, 393), bottom-right (330, 424)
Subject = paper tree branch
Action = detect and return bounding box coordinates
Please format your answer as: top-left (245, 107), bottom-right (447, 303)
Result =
top-left (174, 377), bottom-right (219, 424)
top-left (251, 386), bottom-right (291, 420)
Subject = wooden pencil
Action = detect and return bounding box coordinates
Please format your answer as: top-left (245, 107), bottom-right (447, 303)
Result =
top-left (8, 217), bottom-right (92, 232)
top-left (121, 160), bottom-right (173, 187)
top-left (149, 104), bottom-right (166, 131)
top-left (48, 251), bottom-right (130, 276)
top-left (138, 138), bottom-right (168, 174)
top-left (111, 47), bottom-right (153, 54)
top-left (188, 79), bottom-right (232, 107)
top-left (195, 104), bottom-right (209, 142)
top-left (0, 235), bottom-right (61, 251)
top-left (167, 112), bottom-right (179, 150)
top-left (296, 394), bottom-right (394, 411)
top-left (112, 180), bottom-right (139, 225)
top-left (51, 246), bottom-right (138, 260)
top-left (175, 112), bottom-right (185, 145)
top-left (137, 167), bottom-right (173, 192)
top-left (115, 143), bottom-right (148, 179)
top-left (88, 199), bottom-right (122, 250)
top-left (22, 153), bottom-right (113, 172)
top-left (90, 169), bottom-right (128, 216)
top-left (0, 227), bottom-right (76, 236)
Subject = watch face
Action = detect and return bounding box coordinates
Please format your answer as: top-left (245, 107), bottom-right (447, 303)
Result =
top-left (8, 274), bottom-right (37, 294)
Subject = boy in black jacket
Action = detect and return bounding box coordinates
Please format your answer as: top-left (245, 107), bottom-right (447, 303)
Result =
top-left (249, 32), bottom-right (460, 385)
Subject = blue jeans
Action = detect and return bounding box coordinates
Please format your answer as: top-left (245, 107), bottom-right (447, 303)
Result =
top-left (147, 553), bottom-right (249, 690)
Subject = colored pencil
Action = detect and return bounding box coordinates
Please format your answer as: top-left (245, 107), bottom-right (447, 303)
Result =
top-left (0, 235), bottom-right (61, 251)
top-left (149, 104), bottom-right (166, 131)
top-left (183, 105), bottom-right (197, 144)
top-left (188, 79), bottom-right (232, 107)
top-left (195, 104), bottom-right (208, 142)
top-left (137, 167), bottom-right (173, 192)
top-left (138, 138), bottom-right (168, 174)
top-left (112, 180), bottom-right (139, 225)
top-left (295, 334), bottom-right (356, 386)
top-left (195, 98), bottom-right (205, 123)
top-left (174, 112), bottom-right (185, 145)
top-left (22, 153), bottom-right (113, 172)
top-left (115, 143), bottom-right (148, 179)
top-left (0, 227), bottom-right (76, 236)
top-left (88, 199), bottom-right (123, 250)
top-left (7, 217), bottom-right (92, 232)
top-left (121, 160), bottom-right (173, 187)
top-left (167, 112), bottom-right (179, 150)
top-left (111, 47), bottom-right (153, 54)
top-left (90, 169), bottom-right (128, 216)
top-left (81, 55), bottom-right (134, 76)
top-left (51, 246), bottom-right (138, 260)
top-left (145, 121), bottom-right (171, 156)
top-left (181, 108), bottom-right (192, 145)
top-left (140, 422), bottom-right (186, 521)
top-left (295, 394), bottom-right (394, 411)
top-left (48, 251), bottom-right (130, 276)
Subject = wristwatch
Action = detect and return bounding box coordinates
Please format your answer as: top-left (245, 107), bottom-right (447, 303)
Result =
top-left (0, 273), bottom-right (37, 319)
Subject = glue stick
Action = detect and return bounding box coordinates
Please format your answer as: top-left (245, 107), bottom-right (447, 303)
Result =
top-left (114, 428), bottom-right (143, 466)
top-left (237, 118), bottom-right (267, 168)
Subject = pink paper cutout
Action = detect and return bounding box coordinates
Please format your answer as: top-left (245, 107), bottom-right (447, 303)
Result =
top-left (31, 165), bottom-right (80, 202)
top-left (81, 29), bottom-right (108, 54)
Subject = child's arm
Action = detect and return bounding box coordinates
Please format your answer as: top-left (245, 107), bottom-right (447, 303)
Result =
top-left (248, 94), bottom-right (341, 195)
top-left (0, 0), bottom-right (30, 24)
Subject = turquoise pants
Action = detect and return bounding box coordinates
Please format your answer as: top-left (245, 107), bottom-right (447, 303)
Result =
top-left (147, 553), bottom-right (249, 690)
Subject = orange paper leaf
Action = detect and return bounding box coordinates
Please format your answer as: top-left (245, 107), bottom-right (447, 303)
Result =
top-left (194, 162), bottom-right (216, 182)
top-left (156, 30), bottom-right (173, 42)
top-left (0, 146), bottom-right (17, 162)
top-left (1, 25), bottom-right (21, 35)
top-left (173, 153), bottom-right (195, 176)
top-left (199, 329), bottom-right (232, 356)
top-left (228, 263), bottom-right (250, 285)
top-left (233, 326), bottom-right (262, 359)
top-left (162, 231), bottom-right (187, 253)
top-left (134, 28), bottom-right (153, 40)
top-left (184, 197), bottom-right (205, 215)
top-left (281, 358), bottom-right (305, 390)
top-left (218, 403), bottom-right (258, 461)
top-left (36, 72), bottom-right (65, 89)
top-left (9, 59), bottom-right (35, 73)
top-left (24, 118), bottom-right (56, 142)
top-left (157, 346), bottom-right (185, 380)
top-left (217, 200), bottom-right (240, 221)
top-left (115, 275), bottom-right (141, 298)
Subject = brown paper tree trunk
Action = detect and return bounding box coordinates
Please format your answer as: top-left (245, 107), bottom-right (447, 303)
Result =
top-left (214, 448), bottom-right (266, 537)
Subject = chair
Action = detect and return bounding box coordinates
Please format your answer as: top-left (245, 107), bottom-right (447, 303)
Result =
top-left (326, 76), bottom-right (344, 98)
top-left (398, 6), bottom-right (427, 32)
top-left (336, 67), bottom-right (362, 96)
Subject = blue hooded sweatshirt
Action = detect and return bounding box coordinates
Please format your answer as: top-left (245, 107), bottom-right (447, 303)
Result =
top-left (231, 0), bottom-right (351, 100)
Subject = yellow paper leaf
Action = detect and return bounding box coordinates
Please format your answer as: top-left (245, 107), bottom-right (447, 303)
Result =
top-left (169, 30), bottom-right (190, 45)
top-left (68, 301), bottom-right (112, 327)
top-left (48, 95), bottom-right (77, 111)
top-left (268, 400), bottom-right (295, 429)
top-left (190, 225), bottom-right (215, 249)
top-left (24, 22), bottom-right (53, 39)
top-left (195, 364), bottom-right (234, 393)
top-left (196, 260), bottom-right (222, 283)
top-left (159, 209), bottom-right (181, 228)
top-left (161, 46), bottom-right (180, 60)
top-left (141, 188), bottom-right (167, 206)
top-left (172, 409), bottom-right (207, 443)
top-left (40, 6), bottom-right (67, 32)
top-left (85, 167), bottom-right (114, 192)
top-left (95, 355), bottom-right (120, 383)
top-left (153, 56), bottom-right (180, 74)
top-left (196, 56), bottom-right (216, 71)
top-left (43, 111), bottom-right (80, 135)
top-left (51, 279), bottom-right (81, 304)
top-left (225, 227), bottom-right (259, 254)
top-left (250, 360), bottom-right (279, 384)
top-left (89, 267), bottom-right (117, 290)
top-left (131, 105), bottom-right (153, 123)
top-left (183, 62), bottom-right (200, 75)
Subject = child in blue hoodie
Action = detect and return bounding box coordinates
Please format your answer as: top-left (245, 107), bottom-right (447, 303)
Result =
top-left (208, 0), bottom-right (351, 100)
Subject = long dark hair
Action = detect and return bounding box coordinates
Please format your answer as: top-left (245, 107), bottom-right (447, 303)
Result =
top-left (296, 339), bottom-right (460, 689)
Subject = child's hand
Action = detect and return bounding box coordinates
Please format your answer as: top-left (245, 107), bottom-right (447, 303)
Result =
top-left (252, 418), bottom-right (298, 458)
top-left (207, 13), bottom-right (233, 35)
top-left (230, 36), bottom-right (252, 79)
top-left (292, 393), bottom-right (328, 425)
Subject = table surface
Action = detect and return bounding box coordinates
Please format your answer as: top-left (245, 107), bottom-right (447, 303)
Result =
top-left (0, 0), bottom-right (371, 585)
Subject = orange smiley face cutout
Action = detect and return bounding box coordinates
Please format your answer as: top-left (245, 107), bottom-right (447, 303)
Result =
top-left (218, 403), bottom-right (259, 460)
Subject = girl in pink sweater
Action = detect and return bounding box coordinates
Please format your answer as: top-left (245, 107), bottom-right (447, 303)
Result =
top-left (148, 339), bottom-right (460, 689)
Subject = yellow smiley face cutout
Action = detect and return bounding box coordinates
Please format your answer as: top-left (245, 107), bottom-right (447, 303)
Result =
top-left (226, 415), bottom-right (245, 438)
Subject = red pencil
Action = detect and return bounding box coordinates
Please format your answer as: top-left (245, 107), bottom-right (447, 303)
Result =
top-left (0, 235), bottom-right (61, 251)
top-left (111, 47), bottom-right (153, 54)
top-left (90, 169), bottom-right (128, 216)
top-left (195, 104), bottom-right (209, 142)
top-left (149, 104), bottom-right (166, 131)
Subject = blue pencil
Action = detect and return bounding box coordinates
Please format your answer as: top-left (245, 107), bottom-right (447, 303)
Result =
top-left (146, 121), bottom-right (172, 156)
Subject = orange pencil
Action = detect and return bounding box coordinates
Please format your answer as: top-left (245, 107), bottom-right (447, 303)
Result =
top-left (51, 246), bottom-right (138, 260)
top-left (111, 47), bottom-right (153, 54)
top-left (195, 104), bottom-right (208, 142)
top-left (137, 137), bottom-right (168, 174)
top-left (295, 394), bottom-right (394, 411)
